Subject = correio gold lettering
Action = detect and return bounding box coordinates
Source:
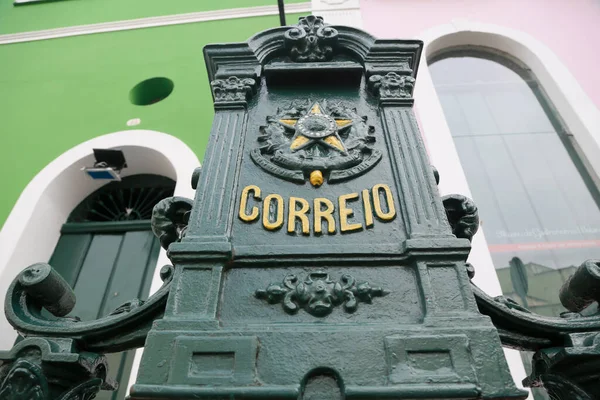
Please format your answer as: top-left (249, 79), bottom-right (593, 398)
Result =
top-left (238, 184), bottom-right (396, 235)
top-left (314, 198), bottom-right (336, 234)
top-left (339, 193), bottom-right (362, 233)
top-left (372, 184), bottom-right (396, 221)
top-left (288, 197), bottom-right (310, 235)
top-left (362, 188), bottom-right (374, 228)
top-left (239, 185), bottom-right (261, 222)
top-left (263, 194), bottom-right (284, 230)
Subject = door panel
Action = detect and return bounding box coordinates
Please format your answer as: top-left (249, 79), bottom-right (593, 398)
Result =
top-left (48, 227), bottom-right (160, 400)
top-left (70, 234), bottom-right (123, 321)
top-left (100, 231), bottom-right (157, 317)
top-left (49, 233), bottom-right (92, 287)
top-left (139, 236), bottom-right (161, 304)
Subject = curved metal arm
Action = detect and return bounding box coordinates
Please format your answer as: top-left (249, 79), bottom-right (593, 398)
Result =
top-left (559, 260), bottom-right (600, 313)
top-left (151, 196), bottom-right (194, 250)
top-left (473, 284), bottom-right (600, 350)
top-left (472, 261), bottom-right (600, 399)
top-left (471, 262), bottom-right (600, 352)
top-left (4, 263), bottom-right (174, 353)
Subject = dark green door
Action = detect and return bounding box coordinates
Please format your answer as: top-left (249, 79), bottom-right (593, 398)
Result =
top-left (48, 174), bottom-right (175, 400)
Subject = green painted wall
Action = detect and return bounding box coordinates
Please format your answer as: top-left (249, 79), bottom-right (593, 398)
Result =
top-left (0, 0), bottom-right (308, 34)
top-left (0, 13), bottom-right (305, 228)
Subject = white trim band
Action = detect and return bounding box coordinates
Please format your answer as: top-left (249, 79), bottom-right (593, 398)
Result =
top-left (0, 2), bottom-right (312, 45)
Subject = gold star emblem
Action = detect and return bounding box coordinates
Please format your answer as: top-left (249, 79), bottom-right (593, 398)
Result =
top-left (278, 102), bottom-right (353, 154)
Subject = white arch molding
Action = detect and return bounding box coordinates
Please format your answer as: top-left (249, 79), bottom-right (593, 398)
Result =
top-left (414, 20), bottom-right (600, 399)
top-left (0, 130), bottom-right (200, 393)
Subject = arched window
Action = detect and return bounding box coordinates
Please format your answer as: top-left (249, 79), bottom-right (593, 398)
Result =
top-left (429, 48), bottom-right (600, 317)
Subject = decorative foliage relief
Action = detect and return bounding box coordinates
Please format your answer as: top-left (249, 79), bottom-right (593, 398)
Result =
top-left (368, 72), bottom-right (416, 99)
top-left (211, 76), bottom-right (256, 103)
top-left (0, 359), bottom-right (48, 400)
top-left (0, 357), bottom-right (106, 400)
top-left (284, 16), bottom-right (339, 62)
top-left (255, 271), bottom-right (388, 317)
top-left (250, 100), bottom-right (381, 186)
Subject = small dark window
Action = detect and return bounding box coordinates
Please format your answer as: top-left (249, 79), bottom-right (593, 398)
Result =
top-left (129, 77), bottom-right (174, 106)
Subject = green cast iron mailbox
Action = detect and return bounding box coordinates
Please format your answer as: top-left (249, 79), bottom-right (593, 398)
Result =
top-left (4, 17), bottom-right (600, 400)
top-left (130, 16), bottom-right (525, 399)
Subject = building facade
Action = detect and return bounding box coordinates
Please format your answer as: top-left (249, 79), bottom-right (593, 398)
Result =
top-left (1, 0), bottom-right (599, 399)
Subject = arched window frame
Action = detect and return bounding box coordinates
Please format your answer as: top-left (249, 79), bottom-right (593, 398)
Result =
top-left (0, 130), bottom-right (200, 397)
top-left (415, 21), bottom-right (600, 397)
top-left (428, 46), bottom-right (600, 208)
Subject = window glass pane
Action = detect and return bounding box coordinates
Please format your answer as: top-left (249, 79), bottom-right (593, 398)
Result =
top-left (429, 52), bottom-right (600, 317)
top-left (430, 52), bottom-right (600, 399)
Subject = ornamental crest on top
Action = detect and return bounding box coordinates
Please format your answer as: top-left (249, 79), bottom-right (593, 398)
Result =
top-left (250, 100), bottom-right (382, 187)
top-left (284, 16), bottom-right (339, 62)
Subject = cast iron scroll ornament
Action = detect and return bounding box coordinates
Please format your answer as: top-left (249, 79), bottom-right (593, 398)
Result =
top-left (442, 194), bottom-right (480, 242)
top-left (284, 15), bottom-right (339, 62)
top-left (255, 271), bottom-right (389, 317)
top-left (210, 76), bottom-right (256, 103)
top-left (0, 359), bottom-right (48, 400)
top-left (151, 196), bottom-right (193, 250)
top-left (250, 100), bottom-right (381, 187)
top-left (56, 378), bottom-right (104, 400)
top-left (434, 169), bottom-right (479, 244)
top-left (367, 72), bottom-right (416, 99)
top-left (1, 261), bottom-right (175, 399)
top-left (468, 260), bottom-right (600, 399)
top-left (0, 346), bottom-right (114, 400)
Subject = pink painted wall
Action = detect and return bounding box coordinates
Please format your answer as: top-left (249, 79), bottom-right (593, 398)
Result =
top-left (360, 0), bottom-right (600, 109)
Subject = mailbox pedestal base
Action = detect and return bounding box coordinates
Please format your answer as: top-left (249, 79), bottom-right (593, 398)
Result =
top-left (130, 256), bottom-right (526, 400)
top-left (131, 324), bottom-right (525, 399)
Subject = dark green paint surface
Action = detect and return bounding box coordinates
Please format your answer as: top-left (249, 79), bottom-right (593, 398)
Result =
top-left (131, 17), bottom-right (526, 400)
top-left (49, 233), bottom-right (92, 287)
top-left (229, 85), bottom-right (407, 255)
